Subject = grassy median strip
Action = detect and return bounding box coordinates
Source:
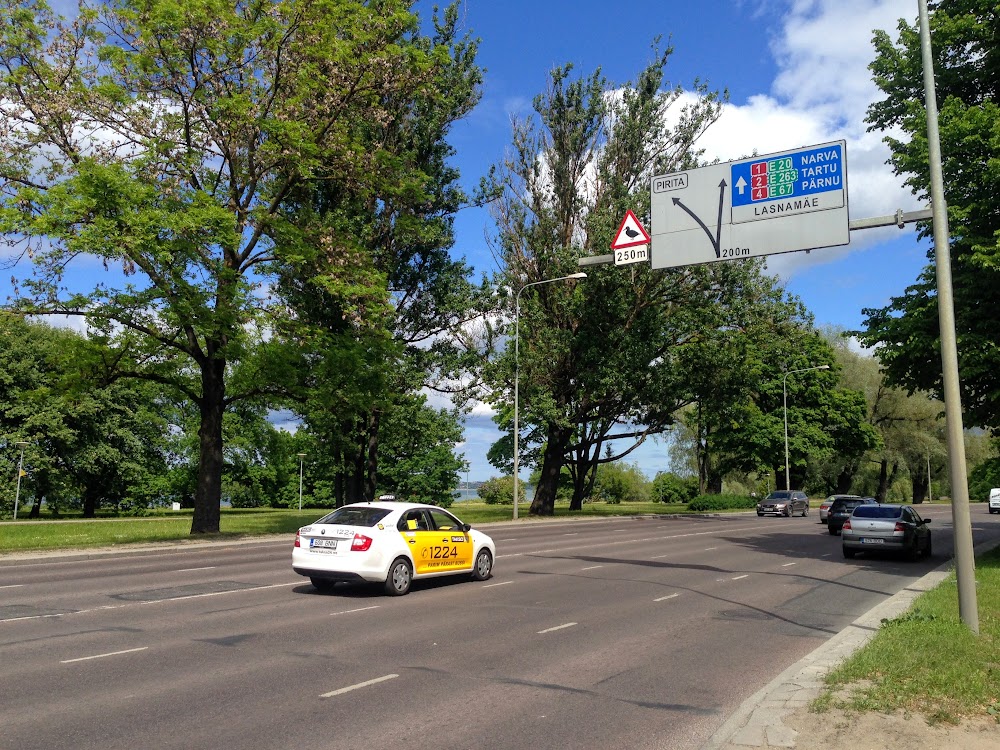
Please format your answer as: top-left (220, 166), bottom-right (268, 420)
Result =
top-left (0, 501), bottom-right (711, 554)
top-left (814, 545), bottom-right (1000, 724)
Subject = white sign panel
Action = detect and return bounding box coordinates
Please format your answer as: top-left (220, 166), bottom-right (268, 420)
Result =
top-left (650, 141), bottom-right (849, 269)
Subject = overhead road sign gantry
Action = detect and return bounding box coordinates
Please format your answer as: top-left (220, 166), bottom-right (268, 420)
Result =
top-left (650, 140), bottom-right (849, 269)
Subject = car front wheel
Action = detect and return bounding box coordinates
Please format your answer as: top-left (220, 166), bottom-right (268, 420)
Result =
top-left (785, 507), bottom-right (792, 517)
top-left (802, 505), bottom-right (809, 517)
top-left (472, 549), bottom-right (494, 581)
top-left (384, 557), bottom-right (412, 596)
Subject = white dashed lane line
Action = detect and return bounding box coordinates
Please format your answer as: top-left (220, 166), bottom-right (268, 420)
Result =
top-left (176, 566), bottom-right (217, 573)
top-left (320, 674), bottom-right (398, 698)
top-left (330, 606), bottom-right (380, 617)
top-left (654, 593), bottom-right (680, 602)
top-left (537, 622), bottom-right (577, 634)
top-left (731, 574), bottom-right (750, 580)
top-left (482, 580), bottom-right (512, 588)
top-left (61, 647), bottom-right (148, 664)
top-left (580, 565), bottom-right (603, 571)
top-left (781, 562), bottom-right (797, 567)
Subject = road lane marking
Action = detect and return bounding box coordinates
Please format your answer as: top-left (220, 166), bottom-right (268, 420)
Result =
top-left (563, 533), bottom-right (578, 536)
top-left (330, 606), bottom-right (380, 617)
top-left (538, 622), bottom-right (577, 634)
top-left (704, 547), bottom-right (718, 551)
top-left (781, 562), bottom-right (797, 567)
top-left (0, 584), bottom-right (24, 589)
top-left (499, 523), bottom-right (777, 560)
top-left (483, 580), bottom-right (512, 588)
top-left (320, 674), bottom-right (398, 698)
top-left (654, 593), bottom-right (680, 602)
top-left (1, 582), bottom-right (300, 624)
top-left (650, 554), bottom-right (669, 559)
top-left (176, 566), bottom-right (217, 573)
top-left (580, 565), bottom-right (603, 571)
top-left (61, 647), bottom-right (148, 664)
top-left (732, 574), bottom-right (750, 580)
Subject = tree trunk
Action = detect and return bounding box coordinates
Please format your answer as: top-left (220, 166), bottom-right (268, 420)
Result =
top-left (365, 410), bottom-right (381, 502)
top-left (191, 355), bottom-right (226, 534)
top-left (568, 441), bottom-right (598, 511)
top-left (835, 465), bottom-right (854, 495)
top-left (530, 424), bottom-right (571, 516)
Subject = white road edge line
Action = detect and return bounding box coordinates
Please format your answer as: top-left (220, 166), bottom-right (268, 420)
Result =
top-left (330, 606), bottom-right (380, 616)
top-left (537, 622), bottom-right (577, 634)
top-left (61, 647), bottom-right (148, 664)
top-left (320, 674), bottom-right (399, 698)
top-left (483, 581), bottom-right (512, 588)
top-left (654, 593), bottom-right (680, 602)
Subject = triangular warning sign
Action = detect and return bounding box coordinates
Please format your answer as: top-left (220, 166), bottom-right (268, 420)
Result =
top-left (610, 210), bottom-right (651, 249)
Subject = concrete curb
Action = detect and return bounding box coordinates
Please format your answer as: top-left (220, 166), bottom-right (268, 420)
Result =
top-left (701, 539), bottom-right (999, 749)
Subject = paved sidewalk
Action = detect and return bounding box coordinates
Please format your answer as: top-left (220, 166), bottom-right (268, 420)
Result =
top-left (702, 543), bottom-right (993, 750)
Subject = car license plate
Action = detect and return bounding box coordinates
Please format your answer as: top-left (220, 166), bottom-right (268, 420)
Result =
top-left (860, 538), bottom-right (884, 545)
top-left (311, 539), bottom-right (338, 551)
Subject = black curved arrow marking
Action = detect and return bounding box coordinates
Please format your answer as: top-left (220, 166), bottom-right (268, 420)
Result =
top-left (672, 179), bottom-right (728, 258)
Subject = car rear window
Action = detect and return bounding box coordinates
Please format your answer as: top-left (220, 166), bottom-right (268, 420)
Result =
top-left (852, 506), bottom-right (902, 519)
top-left (831, 500), bottom-right (863, 511)
top-left (315, 507), bottom-right (392, 527)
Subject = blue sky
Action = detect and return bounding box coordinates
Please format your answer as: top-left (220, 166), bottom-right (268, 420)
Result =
top-left (2, 1), bottom-right (930, 483)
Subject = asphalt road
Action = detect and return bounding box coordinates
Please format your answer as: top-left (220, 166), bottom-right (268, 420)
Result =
top-left (2, 505), bottom-right (997, 750)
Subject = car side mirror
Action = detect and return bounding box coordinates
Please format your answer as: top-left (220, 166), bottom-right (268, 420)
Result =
top-left (462, 523), bottom-right (472, 532)
top-left (923, 518), bottom-right (932, 524)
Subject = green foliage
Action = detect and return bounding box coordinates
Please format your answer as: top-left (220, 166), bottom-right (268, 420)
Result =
top-left (651, 472), bottom-right (699, 503)
top-left (969, 454), bottom-right (1000, 503)
top-left (687, 494), bottom-right (757, 512)
top-left (478, 476), bottom-right (514, 505)
top-left (593, 462), bottom-right (650, 504)
top-left (859, 0), bottom-right (1000, 429)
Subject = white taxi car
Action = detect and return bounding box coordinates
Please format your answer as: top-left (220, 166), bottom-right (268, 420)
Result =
top-left (292, 501), bottom-right (495, 595)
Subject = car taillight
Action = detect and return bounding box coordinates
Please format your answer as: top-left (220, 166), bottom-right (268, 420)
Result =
top-left (894, 522), bottom-right (906, 532)
top-left (294, 532), bottom-right (300, 548)
top-left (842, 519), bottom-right (851, 531)
top-left (351, 533), bottom-right (373, 552)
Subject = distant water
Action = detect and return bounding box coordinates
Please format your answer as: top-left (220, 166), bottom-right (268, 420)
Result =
top-left (453, 486), bottom-right (534, 502)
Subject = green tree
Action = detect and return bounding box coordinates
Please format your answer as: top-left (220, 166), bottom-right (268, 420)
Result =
top-left (858, 0), bottom-right (1000, 429)
top-left (375, 396), bottom-right (467, 507)
top-left (0, 0), bottom-right (465, 533)
top-left (484, 49), bottom-right (733, 515)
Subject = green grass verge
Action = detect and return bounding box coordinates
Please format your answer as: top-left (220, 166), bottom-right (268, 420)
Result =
top-left (0, 500), bottom-right (718, 554)
top-left (813, 545), bottom-right (1000, 724)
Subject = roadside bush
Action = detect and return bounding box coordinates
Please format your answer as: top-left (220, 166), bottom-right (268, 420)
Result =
top-left (651, 472), bottom-right (698, 503)
top-left (687, 494), bottom-right (757, 512)
top-left (594, 461), bottom-right (650, 504)
top-left (478, 476), bottom-right (514, 505)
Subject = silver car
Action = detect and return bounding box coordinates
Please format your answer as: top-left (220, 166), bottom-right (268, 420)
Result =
top-left (842, 503), bottom-right (932, 559)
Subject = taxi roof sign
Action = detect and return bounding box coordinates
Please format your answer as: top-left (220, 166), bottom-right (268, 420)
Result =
top-left (610, 210), bottom-right (651, 249)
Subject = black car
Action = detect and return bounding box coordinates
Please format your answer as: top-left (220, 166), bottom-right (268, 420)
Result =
top-left (827, 496), bottom-right (878, 534)
top-left (756, 490), bottom-right (809, 517)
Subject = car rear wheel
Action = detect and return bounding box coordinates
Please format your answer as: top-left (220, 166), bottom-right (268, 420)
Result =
top-left (842, 546), bottom-right (856, 559)
top-left (310, 577), bottom-right (337, 593)
top-left (472, 549), bottom-right (493, 581)
top-left (802, 505), bottom-right (809, 517)
top-left (384, 557), bottom-right (412, 596)
top-left (828, 525), bottom-right (838, 535)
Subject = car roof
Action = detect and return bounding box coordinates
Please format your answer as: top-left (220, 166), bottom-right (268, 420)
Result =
top-left (340, 501), bottom-right (448, 513)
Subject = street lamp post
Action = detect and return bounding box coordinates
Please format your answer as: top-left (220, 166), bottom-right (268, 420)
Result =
top-left (13, 441), bottom-right (28, 521)
top-left (513, 272), bottom-right (587, 520)
top-left (297, 453), bottom-right (306, 512)
top-left (782, 365), bottom-right (830, 491)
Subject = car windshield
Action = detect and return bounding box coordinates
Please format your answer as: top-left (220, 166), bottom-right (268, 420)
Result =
top-left (852, 506), bottom-right (903, 519)
top-left (315, 506), bottom-right (392, 526)
top-left (766, 492), bottom-right (791, 500)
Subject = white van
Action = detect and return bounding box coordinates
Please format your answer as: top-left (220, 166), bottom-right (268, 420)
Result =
top-left (989, 488), bottom-right (1000, 515)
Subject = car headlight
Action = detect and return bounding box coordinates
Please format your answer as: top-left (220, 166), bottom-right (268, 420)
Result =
top-left (776, 503), bottom-right (787, 508)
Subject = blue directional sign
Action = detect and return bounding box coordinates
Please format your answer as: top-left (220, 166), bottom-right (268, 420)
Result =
top-left (730, 142), bottom-right (845, 223)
